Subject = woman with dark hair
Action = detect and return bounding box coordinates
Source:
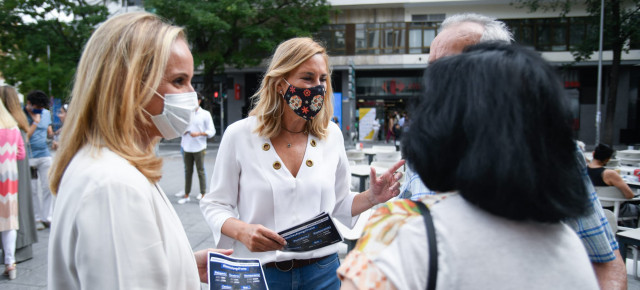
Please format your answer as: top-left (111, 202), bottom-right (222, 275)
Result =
top-left (338, 43), bottom-right (598, 289)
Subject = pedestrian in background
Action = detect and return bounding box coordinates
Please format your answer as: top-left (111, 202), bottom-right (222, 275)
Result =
top-left (0, 97), bottom-right (26, 280)
top-left (23, 90), bottom-right (53, 230)
top-left (177, 93), bottom-right (215, 204)
top-left (47, 12), bottom-right (231, 289)
top-left (201, 37), bottom-right (404, 289)
top-left (0, 86), bottom-right (38, 265)
top-left (51, 103), bottom-right (67, 150)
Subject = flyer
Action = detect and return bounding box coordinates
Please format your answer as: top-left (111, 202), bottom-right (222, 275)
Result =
top-left (208, 252), bottom-right (269, 290)
top-left (277, 212), bottom-right (343, 252)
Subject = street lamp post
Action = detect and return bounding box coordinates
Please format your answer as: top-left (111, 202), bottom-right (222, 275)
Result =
top-left (595, 0), bottom-right (605, 145)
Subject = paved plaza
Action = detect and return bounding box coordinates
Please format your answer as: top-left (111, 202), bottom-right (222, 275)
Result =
top-left (1, 141), bottom-right (640, 289)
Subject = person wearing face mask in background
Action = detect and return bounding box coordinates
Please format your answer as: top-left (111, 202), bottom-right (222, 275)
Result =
top-left (23, 90), bottom-right (54, 231)
top-left (47, 12), bottom-right (232, 289)
top-left (200, 37), bottom-right (405, 290)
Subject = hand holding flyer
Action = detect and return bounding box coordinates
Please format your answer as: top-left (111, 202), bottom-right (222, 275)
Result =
top-left (277, 212), bottom-right (343, 252)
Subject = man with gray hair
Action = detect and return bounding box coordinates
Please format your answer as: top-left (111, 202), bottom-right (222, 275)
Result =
top-left (401, 12), bottom-right (626, 289)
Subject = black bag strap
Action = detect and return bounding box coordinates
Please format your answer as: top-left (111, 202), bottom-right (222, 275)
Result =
top-left (415, 201), bottom-right (437, 290)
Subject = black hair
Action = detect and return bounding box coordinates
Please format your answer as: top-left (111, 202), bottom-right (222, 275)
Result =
top-left (402, 42), bottom-right (589, 222)
top-left (593, 144), bottom-right (614, 161)
top-left (26, 90), bottom-right (49, 109)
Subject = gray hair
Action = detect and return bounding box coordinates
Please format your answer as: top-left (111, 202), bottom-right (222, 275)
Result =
top-left (441, 13), bottom-right (513, 43)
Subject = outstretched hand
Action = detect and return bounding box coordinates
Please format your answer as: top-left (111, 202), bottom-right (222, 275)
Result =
top-left (194, 248), bottom-right (233, 283)
top-left (368, 159), bottom-right (405, 204)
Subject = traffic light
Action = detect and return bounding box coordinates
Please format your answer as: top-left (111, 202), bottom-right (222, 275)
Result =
top-left (214, 91), bottom-right (219, 98)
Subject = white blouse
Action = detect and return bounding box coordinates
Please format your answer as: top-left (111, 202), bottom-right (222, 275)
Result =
top-left (49, 147), bottom-right (200, 290)
top-left (200, 116), bottom-right (359, 263)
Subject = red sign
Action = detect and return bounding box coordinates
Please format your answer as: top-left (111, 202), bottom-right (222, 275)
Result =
top-left (234, 84), bottom-right (241, 100)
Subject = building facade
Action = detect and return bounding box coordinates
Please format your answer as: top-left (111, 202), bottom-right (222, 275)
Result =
top-left (222, 0), bottom-right (640, 146)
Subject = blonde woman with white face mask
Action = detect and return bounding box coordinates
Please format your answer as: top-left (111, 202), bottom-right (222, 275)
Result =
top-left (47, 12), bottom-right (231, 289)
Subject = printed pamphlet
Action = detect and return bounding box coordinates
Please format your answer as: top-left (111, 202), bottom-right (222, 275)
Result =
top-left (277, 212), bottom-right (343, 252)
top-left (208, 252), bottom-right (269, 290)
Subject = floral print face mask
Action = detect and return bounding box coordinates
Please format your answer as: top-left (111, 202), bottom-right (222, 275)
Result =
top-left (281, 79), bottom-right (325, 121)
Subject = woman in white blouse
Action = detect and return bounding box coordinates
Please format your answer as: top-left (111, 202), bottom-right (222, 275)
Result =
top-left (48, 12), bottom-right (231, 289)
top-left (200, 37), bottom-right (404, 289)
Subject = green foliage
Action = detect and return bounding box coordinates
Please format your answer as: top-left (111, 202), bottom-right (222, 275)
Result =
top-left (145, 0), bottom-right (331, 95)
top-left (0, 0), bottom-right (109, 101)
top-left (513, 0), bottom-right (640, 145)
top-left (512, 0), bottom-right (640, 61)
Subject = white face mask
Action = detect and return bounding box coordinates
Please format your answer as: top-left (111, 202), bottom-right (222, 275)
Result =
top-left (143, 91), bottom-right (199, 139)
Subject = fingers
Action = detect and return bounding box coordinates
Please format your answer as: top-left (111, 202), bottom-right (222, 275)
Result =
top-left (209, 248), bottom-right (233, 256)
top-left (247, 226), bottom-right (286, 252)
top-left (260, 227), bottom-right (287, 246)
top-left (387, 160), bottom-right (406, 174)
top-left (369, 166), bottom-right (377, 180)
top-left (393, 171), bottom-right (403, 183)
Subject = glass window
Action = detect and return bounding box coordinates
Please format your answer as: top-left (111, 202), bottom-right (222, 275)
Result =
top-left (382, 23), bottom-right (404, 54)
top-left (408, 29), bottom-right (422, 54)
top-left (423, 29), bottom-right (436, 48)
top-left (314, 24), bottom-right (346, 55)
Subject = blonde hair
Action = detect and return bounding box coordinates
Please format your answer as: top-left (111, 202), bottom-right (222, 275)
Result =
top-left (49, 12), bottom-right (185, 195)
top-left (0, 96), bottom-right (17, 129)
top-left (0, 86), bottom-right (29, 132)
top-left (249, 37), bottom-right (334, 139)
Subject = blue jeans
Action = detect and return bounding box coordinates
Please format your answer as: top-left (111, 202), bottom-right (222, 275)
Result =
top-left (262, 253), bottom-right (341, 290)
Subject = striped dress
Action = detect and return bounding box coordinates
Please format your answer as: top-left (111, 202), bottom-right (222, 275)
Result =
top-left (0, 126), bottom-right (25, 231)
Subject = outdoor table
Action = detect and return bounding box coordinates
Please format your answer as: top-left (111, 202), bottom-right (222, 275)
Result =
top-left (361, 147), bottom-right (397, 164)
top-left (361, 148), bottom-right (377, 164)
top-left (350, 164), bottom-right (389, 192)
top-left (617, 228), bottom-right (640, 262)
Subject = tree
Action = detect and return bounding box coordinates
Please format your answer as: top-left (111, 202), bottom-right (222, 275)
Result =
top-left (145, 0), bottom-right (331, 99)
top-left (513, 0), bottom-right (640, 145)
top-left (0, 0), bottom-right (109, 102)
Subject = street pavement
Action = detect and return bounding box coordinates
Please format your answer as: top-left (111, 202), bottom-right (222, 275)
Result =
top-left (2, 140), bottom-right (640, 289)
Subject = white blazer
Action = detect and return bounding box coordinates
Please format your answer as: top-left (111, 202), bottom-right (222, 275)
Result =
top-left (201, 116), bottom-right (359, 263)
top-left (49, 147), bottom-right (200, 290)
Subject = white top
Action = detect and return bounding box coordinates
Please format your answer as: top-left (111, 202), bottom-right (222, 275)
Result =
top-left (362, 195), bottom-right (598, 289)
top-left (181, 107), bottom-right (215, 153)
top-left (48, 147), bottom-right (200, 290)
top-left (200, 116), bottom-right (358, 263)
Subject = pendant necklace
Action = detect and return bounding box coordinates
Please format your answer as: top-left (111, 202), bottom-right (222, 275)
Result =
top-left (282, 125), bottom-right (307, 148)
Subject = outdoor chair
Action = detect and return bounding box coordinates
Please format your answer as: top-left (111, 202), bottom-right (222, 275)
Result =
top-left (604, 209), bottom-right (639, 279)
top-left (373, 151), bottom-right (402, 163)
top-left (334, 206), bottom-right (373, 253)
top-left (595, 186), bottom-right (640, 228)
top-left (346, 150), bottom-right (367, 165)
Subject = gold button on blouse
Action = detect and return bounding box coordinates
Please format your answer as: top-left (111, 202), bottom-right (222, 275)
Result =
top-left (263, 143), bottom-right (271, 151)
top-left (273, 161), bottom-right (282, 170)
top-left (310, 140), bottom-right (317, 147)
top-left (306, 160), bottom-right (313, 167)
